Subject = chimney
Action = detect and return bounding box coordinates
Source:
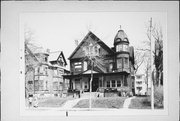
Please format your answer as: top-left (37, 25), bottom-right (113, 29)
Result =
top-left (75, 40), bottom-right (79, 47)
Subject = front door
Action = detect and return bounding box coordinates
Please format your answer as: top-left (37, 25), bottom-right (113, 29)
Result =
top-left (92, 78), bottom-right (99, 92)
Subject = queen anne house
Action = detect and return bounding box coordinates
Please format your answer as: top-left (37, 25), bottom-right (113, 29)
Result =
top-left (25, 46), bottom-right (70, 97)
top-left (64, 28), bottom-right (135, 96)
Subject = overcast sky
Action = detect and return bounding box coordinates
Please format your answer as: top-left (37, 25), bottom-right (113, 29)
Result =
top-left (22, 12), bottom-right (167, 74)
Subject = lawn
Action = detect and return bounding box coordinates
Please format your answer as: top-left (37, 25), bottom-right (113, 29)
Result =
top-left (73, 97), bottom-right (127, 108)
top-left (129, 96), bottom-right (151, 109)
top-left (129, 96), bottom-right (164, 109)
top-left (37, 96), bottom-right (73, 107)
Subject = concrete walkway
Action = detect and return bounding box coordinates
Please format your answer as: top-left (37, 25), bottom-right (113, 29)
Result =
top-left (123, 97), bottom-right (135, 108)
top-left (61, 97), bottom-right (87, 109)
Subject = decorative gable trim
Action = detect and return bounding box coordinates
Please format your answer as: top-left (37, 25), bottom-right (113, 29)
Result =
top-left (68, 31), bottom-right (115, 60)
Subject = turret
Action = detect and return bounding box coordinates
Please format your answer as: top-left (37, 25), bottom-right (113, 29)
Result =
top-left (114, 27), bottom-right (130, 72)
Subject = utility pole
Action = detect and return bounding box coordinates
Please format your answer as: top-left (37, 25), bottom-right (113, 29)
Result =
top-left (89, 43), bottom-right (93, 109)
top-left (150, 17), bottom-right (154, 109)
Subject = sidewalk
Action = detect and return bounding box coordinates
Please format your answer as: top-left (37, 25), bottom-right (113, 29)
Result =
top-left (123, 96), bottom-right (135, 108)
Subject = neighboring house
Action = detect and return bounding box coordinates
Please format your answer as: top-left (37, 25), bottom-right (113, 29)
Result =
top-left (134, 74), bottom-right (147, 95)
top-left (64, 29), bottom-right (135, 95)
top-left (25, 47), bottom-right (70, 97)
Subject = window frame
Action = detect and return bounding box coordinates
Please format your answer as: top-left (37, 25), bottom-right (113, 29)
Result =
top-left (117, 58), bottom-right (123, 69)
top-left (111, 80), bottom-right (116, 87)
top-left (106, 80), bottom-right (111, 88)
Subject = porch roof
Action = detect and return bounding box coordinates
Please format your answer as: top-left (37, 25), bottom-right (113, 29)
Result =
top-left (63, 71), bottom-right (129, 79)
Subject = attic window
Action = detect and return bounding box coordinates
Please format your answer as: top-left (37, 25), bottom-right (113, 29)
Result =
top-left (90, 34), bottom-right (96, 40)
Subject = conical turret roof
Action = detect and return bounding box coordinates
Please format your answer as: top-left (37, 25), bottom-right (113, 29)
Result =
top-left (114, 28), bottom-right (129, 45)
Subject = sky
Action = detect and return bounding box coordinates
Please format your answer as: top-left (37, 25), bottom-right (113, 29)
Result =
top-left (22, 12), bottom-right (167, 74)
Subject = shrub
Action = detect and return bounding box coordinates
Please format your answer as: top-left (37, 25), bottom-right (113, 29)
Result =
top-left (154, 86), bottom-right (163, 108)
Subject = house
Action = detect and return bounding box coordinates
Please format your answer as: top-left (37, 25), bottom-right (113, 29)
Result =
top-left (134, 74), bottom-right (147, 95)
top-left (63, 28), bottom-right (135, 96)
top-left (25, 46), bottom-right (70, 97)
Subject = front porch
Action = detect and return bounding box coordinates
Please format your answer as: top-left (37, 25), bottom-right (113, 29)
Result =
top-left (63, 71), bottom-right (134, 96)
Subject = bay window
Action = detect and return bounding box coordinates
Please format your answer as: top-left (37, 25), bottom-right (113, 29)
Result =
top-left (117, 58), bottom-right (122, 69)
top-left (124, 58), bottom-right (129, 68)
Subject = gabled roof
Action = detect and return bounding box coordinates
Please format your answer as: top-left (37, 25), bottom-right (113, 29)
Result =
top-left (49, 51), bottom-right (67, 65)
top-left (68, 31), bottom-right (115, 60)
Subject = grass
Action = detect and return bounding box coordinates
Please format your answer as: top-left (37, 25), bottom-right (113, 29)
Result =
top-left (129, 96), bottom-right (151, 109)
top-left (129, 96), bottom-right (164, 109)
top-left (37, 96), bottom-right (73, 107)
top-left (73, 97), bottom-right (127, 108)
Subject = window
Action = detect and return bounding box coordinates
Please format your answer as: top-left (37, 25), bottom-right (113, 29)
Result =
top-left (74, 62), bottom-right (82, 72)
top-left (117, 58), bottom-right (122, 68)
top-left (45, 57), bottom-right (48, 62)
top-left (28, 81), bottom-right (33, 84)
top-left (124, 77), bottom-right (128, 86)
top-left (136, 87), bottom-right (142, 91)
top-left (59, 82), bottom-right (63, 90)
top-left (35, 67), bottom-right (38, 75)
top-left (124, 58), bottom-right (129, 68)
top-left (107, 81), bottom-right (110, 87)
top-left (136, 75), bottom-right (142, 79)
top-left (123, 45), bottom-right (129, 51)
top-left (109, 63), bottom-right (113, 72)
top-left (94, 46), bottom-right (98, 54)
top-left (34, 80), bottom-right (39, 91)
top-left (111, 80), bottom-right (116, 87)
top-left (39, 80), bottom-right (44, 91)
top-left (28, 81), bottom-right (33, 91)
top-left (53, 82), bottom-right (58, 91)
top-left (136, 81), bottom-right (142, 84)
top-left (84, 81), bottom-right (88, 89)
top-left (116, 45), bottom-right (123, 52)
top-left (83, 61), bottom-right (87, 71)
top-left (116, 44), bottom-right (129, 52)
top-left (117, 80), bottom-right (121, 87)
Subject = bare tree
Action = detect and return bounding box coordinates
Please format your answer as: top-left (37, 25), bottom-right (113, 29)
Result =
top-left (134, 49), bottom-right (145, 74)
top-left (153, 26), bottom-right (163, 86)
top-left (24, 27), bottom-right (42, 97)
top-left (146, 23), bottom-right (163, 86)
top-left (81, 39), bottom-right (108, 109)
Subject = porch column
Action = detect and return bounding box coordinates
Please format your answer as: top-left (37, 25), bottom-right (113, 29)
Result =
top-left (101, 76), bottom-right (103, 87)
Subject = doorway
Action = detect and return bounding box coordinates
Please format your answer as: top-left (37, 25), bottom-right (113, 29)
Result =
top-left (92, 78), bottom-right (99, 92)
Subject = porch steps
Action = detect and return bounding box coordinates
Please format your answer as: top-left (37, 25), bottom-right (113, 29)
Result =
top-left (81, 92), bottom-right (97, 98)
